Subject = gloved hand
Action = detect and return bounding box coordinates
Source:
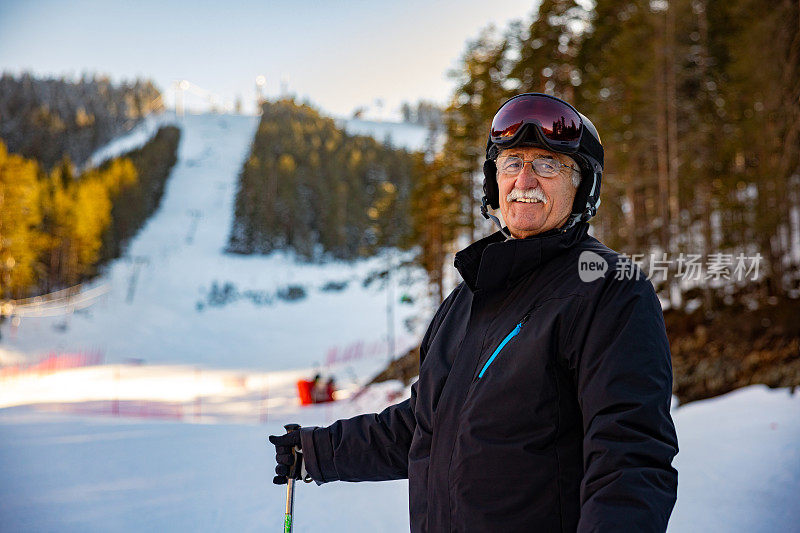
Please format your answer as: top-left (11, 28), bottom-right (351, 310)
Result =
top-left (268, 430), bottom-right (303, 485)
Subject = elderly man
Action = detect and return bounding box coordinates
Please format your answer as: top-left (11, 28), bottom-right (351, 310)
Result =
top-left (271, 93), bottom-right (679, 532)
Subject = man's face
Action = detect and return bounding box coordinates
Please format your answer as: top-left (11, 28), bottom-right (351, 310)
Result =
top-left (496, 146), bottom-right (579, 238)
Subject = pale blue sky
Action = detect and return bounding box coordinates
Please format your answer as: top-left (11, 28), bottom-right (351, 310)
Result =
top-left (0, 0), bottom-right (538, 117)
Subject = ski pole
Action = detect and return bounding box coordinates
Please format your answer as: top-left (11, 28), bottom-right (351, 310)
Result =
top-left (283, 423), bottom-right (301, 533)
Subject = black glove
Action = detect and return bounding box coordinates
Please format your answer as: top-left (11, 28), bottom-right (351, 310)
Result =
top-left (268, 431), bottom-right (303, 485)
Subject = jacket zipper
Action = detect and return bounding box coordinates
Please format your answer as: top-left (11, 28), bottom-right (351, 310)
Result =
top-left (477, 312), bottom-right (531, 379)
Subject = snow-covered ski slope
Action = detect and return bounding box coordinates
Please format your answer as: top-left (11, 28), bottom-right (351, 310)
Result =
top-left (0, 113), bottom-right (429, 375)
top-left (1, 385), bottom-right (798, 532)
top-left (2, 113), bottom-right (798, 532)
top-left (339, 117), bottom-right (439, 152)
top-left (83, 112), bottom-right (178, 171)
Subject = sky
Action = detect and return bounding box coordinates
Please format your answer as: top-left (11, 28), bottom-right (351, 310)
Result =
top-left (0, 0), bottom-right (538, 118)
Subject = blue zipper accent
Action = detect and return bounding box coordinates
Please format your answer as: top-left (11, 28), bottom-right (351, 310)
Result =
top-left (478, 313), bottom-right (530, 378)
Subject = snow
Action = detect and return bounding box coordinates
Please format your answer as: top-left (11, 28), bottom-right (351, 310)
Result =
top-left (1, 113), bottom-right (431, 377)
top-left (339, 117), bottom-right (438, 153)
top-left (1, 384), bottom-right (798, 532)
top-left (0, 362), bottom-right (410, 428)
top-left (0, 111), bottom-right (430, 530)
top-left (0, 346), bottom-right (26, 366)
top-left (0, 375), bottom-right (414, 533)
top-left (84, 112), bottom-right (178, 171)
top-left (0, 409), bottom-right (410, 532)
top-left (668, 385), bottom-right (800, 532)
top-left (1, 114), bottom-right (798, 531)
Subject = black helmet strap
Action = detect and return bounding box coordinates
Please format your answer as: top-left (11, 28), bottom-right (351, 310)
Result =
top-left (482, 160), bottom-right (500, 209)
top-left (480, 195), bottom-right (513, 240)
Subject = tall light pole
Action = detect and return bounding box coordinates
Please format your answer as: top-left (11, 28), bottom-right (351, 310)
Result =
top-left (176, 80), bottom-right (189, 117)
top-left (280, 75), bottom-right (289, 98)
top-left (255, 75), bottom-right (266, 109)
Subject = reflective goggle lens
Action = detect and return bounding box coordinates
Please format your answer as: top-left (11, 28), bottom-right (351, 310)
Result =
top-left (490, 94), bottom-right (582, 143)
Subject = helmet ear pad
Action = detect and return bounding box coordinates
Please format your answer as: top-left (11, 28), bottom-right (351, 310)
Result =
top-left (482, 159), bottom-right (499, 209)
top-left (569, 155), bottom-right (602, 220)
top-left (571, 158), bottom-right (593, 215)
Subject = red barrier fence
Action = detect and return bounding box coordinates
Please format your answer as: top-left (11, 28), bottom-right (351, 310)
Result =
top-left (0, 350), bottom-right (105, 380)
top-left (324, 335), bottom-right (415, 367)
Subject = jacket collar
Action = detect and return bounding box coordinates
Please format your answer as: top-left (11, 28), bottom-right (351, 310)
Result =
top-left (454, 222), bottom-right (590, 292)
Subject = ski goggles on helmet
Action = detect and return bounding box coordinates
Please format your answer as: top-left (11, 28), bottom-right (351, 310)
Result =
top-left (490, 93), bottom-right (583, 152)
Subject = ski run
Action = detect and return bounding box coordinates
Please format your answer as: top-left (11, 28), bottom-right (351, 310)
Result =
top-left (1, 114), bottom-right (798, 532)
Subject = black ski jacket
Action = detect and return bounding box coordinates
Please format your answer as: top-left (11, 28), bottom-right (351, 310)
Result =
top-left (300, 222), bottom-right (679, 532)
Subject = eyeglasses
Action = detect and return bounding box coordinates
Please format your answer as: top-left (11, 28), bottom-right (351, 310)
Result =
top-left (496, 156), bottom-right (578, 178)
top-left (491, 93), bottom-right (583, 148)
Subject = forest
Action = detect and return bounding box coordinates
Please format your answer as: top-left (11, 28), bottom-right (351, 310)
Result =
top-left (0, 73), bottom-right (162, 170)
top-left (0, 126), bottom-right (180, 300)
top-left (420, 0), bottom-right (800, 310)
top-left (228, 99), bottom-right (418, 260)
top-left (2, 0), bottom-right (798, 400)
top-left (230, 0), bottom-right (800, 315)
top-left (380, 0), bottom-right (800, 401)
top-left (0, 74), bottom-right (179, 301)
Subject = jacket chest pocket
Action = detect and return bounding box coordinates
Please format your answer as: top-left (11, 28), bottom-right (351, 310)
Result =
top-left (458, 308), bottom-right (559, 445)
top-left (473, 311), bottom-right (532, 381)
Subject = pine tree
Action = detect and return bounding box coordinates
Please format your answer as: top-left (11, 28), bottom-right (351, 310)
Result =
top-left (509, 0), bottom-right (589, 100)
top-left (446, 26), bottom-right (511, 242)
top-left (721, 0), bottom-right (800, 298)
top-left (0, 142), bottom-right (43, 299)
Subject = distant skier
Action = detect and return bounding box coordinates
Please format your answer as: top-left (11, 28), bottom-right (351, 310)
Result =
top-left (324, 377), bottom-right (336, 402)
top-left (296, 374), bottom-right (320, 406)
top-left (297, 374), bottom-right (337, 405)
top-left (271, 94), bottom-right (678, 531)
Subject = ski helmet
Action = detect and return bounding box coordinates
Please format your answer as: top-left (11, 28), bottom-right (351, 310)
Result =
top-left (481, 93), bottom-right (604, 229)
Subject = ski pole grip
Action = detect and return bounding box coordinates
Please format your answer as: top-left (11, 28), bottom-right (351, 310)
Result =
top-left (284, 424), bottom-right (301, 478)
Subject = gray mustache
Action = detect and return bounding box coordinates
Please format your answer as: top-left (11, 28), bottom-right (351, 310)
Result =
top-left (506, 188), bottom-right (548, 204)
